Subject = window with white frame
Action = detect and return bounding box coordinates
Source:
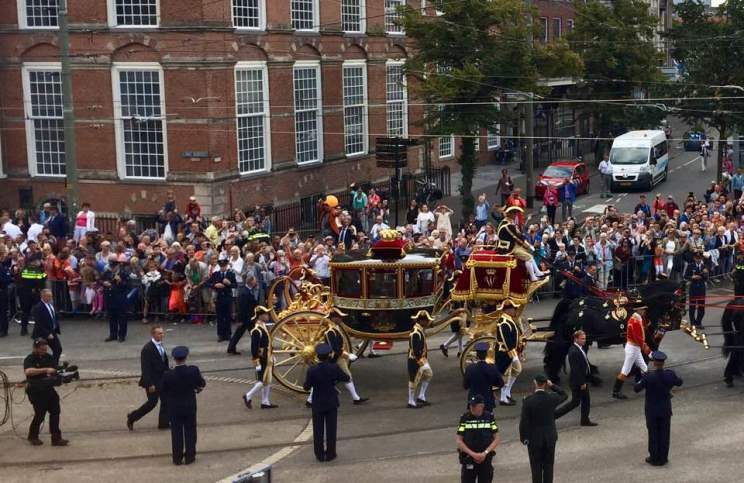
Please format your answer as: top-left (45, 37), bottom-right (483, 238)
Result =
top-left (18, 0), bottom-right (59, 29)
top-left (553, 18), bottom-right (562, 39)
top-left (567, 19), bottom-right (575, 31)
top-left (386, 61), bottom-right (407, 137)
top-left (232, 0), bottom-right (265, 29)
top-left (235, 62), bottom-right (271, 174)
top-left (439, 136), bottom-right (453, 159)
top-left (109, 0), bottom-right (159, 27)
top-left (113, 65), bottom-right (167, 179)
top-left (341, 0), bottom-right (365, 33)
top-left (539, 17), bottom-right (548, 43)
top-left (342, 61), bottom-right (368, 156)
top-left (474, 136), bottom-right (480, 152)
top-left (293, 63), bottom-right (323, 164)
top-left (23, 64), bottom-right (65, 176)
top-left (291, 0), bottom-right (318, 31)
top-left (385, 0), bottom-right (405, 35)
top-left (487, 129), bottom-right (500, 150)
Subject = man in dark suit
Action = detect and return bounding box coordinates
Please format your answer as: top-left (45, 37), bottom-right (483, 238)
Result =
top-left (160, 346), bottom-right (206, 466)
top-left (227, 275), bottom-right (260, 355)
top-left (634, 351), bottom-right (683, 466)
top-left (303, 343), bottom-right (351, 462)
top-left (684, 250), bottom-right (708, 328)
top-left (336, 219), bottom-right (355, 251)
top-left (127, 325), bottom-right (170, 431)
top-left (519, 374), bottom-right (567, 483)
top-left (208, 258), bottom-right (236, 342)
top-left (463, 341), bottom-right (504, 413)
top-left (102, 255), bottom-right (129, 342)
top-left (31, 289), bottom-right (62, 364)
top-left (555, 330), bottom-right (597, 426)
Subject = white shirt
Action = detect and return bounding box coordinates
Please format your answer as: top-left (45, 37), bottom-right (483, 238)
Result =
top-left (27, 223), bottom-right (44, 242)
top-left (416, 211), bottom-right (435, 234)
top-left (370, 222), bottom-right (389, 240)
top-left (152, 338), bottom-right (165, 360)
top-left (574, 342), bottom-right (590, 371)
top-left (311, 254), bottom-right (330, 278)
top-left (2, 221), bottom-right (21, 239)
top-left (598, 159), bottom-right (613, 175)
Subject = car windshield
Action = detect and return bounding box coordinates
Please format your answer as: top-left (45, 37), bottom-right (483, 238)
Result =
top-left (610, 147), bottom-right (650, 165)
top-left (543, 166), bottom-right (573, 178)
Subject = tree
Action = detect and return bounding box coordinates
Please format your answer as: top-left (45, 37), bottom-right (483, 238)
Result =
top-left (568, 0), bottom-right (666, 160)
top-left (666, 0), bottom-right (744, 181)
top-left (401, 0), bottom-right (581, 218)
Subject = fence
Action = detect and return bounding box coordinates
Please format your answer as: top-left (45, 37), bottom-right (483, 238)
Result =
top-left (95, 214), bottom-right (158, 236)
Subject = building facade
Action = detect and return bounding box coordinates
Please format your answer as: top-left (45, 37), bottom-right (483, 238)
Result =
top-left (0, 0), bottom-right (452, 218)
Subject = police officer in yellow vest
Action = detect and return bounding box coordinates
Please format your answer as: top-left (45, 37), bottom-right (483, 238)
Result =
top-left (408, 310), bottom-right (433, 409)
top-left (242, 306), bottom-right (277, 409)
top-left (19, 252), bottom-right (47, 336)
top-left (496, 206), bottom-right (546, 282)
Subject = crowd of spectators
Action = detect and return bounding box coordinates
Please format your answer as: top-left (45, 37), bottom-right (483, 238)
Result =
top-left (2, 170), bottom-right (743, 330)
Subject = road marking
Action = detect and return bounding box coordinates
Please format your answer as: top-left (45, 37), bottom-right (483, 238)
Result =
top-left (0, 356), bottom-right (24, 361)
top-left (583, 204), bottom-right (608, 214)
top-left (217, 419), bottom-right (313, 483)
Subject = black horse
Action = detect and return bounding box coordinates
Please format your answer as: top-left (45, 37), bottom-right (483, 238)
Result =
top-left (722, 267), bottom-right (744, 386)
top-left (544, 279), bottom-right (686, 384)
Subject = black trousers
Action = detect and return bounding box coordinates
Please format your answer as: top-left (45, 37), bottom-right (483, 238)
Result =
top-left (554, 385), bottom-right (590, 423)
top-left (170, 411), bottom-right (197, 463)
top-left (312, 407), bottom-right (338, 461)
top-left (108, 309), bottom-right (128, 340)
top-left (129, 388), bottom-right (169, 427)
top-left (47, 336), bottom-right (63, 365)
top-left (19, 287), bottom-right (38, 333)
top-left (689, 296), bottom-right (705, 326)
top-left (28, 389), bottom-right (61, 439)
top-left (546, 205), bottom-right (556, 226)
top-left (227, 323), bottom-right (250, 352)
top-left (215, 300), bottom-right (232, 340)
top-left (461, 461), bottom-right (493, 483)
top-left (724, 351), bottom-right (744, 381)
top-left (0, 288), bottom-right (8, 335)
top-left (646, 414), bottom-right (671, 464)
top-left (527, 441), bottom-right (556, 483)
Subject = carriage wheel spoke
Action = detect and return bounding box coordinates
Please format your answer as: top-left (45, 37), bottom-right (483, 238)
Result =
top-left (273, 335), bottom-right (304, 350)
top-left (281, 358), bottom-right (303, 379)
top-left (278, 329), bottom-right (305, 347)
top-left (273, 353), bottom-right (302, 367)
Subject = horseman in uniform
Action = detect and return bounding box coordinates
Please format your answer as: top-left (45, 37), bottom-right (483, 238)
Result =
top-left (496, 206), bottom-right (546, 282)
top-left (612, 299), bottom-right (651, 399)
top-left (407, 311), bottom-right (433, 409)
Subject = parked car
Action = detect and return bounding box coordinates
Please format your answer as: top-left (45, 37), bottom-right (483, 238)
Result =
top-left (684, 131), bottom-right (706, 151)
top-left (534, 160), bottom-right (590, 199)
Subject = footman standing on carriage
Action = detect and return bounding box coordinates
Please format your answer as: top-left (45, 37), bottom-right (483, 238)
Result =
top-left (612, 302), bottom-right (650, 399)
top-left (496, 206), bottom-right (547, 282)
top-left (408, 310), bottom-right (434, 408)
top-left (464, 341), bottom-right (504, 413)
top-left (634, 351), bottom-right (683, 466)
top-left (242, 306), bottom-right (277, 409)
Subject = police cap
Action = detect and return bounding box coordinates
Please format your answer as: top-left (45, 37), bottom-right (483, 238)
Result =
top-left (468, 394), bottom-right (485, 406)
top-left (474, 341), bottom-right (490, 352)
top-left (534, 374), bottom-right (548, 384)
top-left (33, 338), bottom-right (49, 347)
top-left (315, 343), bottom-right (331, 356)
top-left (172, 346), bottom-right (189, 359)
top-left (217, 258), bottom-right (229, 265)
top-left (651, 351), bottom-right (667, 362)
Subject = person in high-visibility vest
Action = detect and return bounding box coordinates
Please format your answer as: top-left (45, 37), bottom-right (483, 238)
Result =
top-left (19, 252), bottom-right (47, 336)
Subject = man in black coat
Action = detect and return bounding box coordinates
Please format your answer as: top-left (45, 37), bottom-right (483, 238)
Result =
top-left (303, 343), bottom-right (351, 462)
top-left (684, 250), bottom-right (708, 328)
top-left (208, 258), bottom-right (236, 342)
top-left (227, 275), bottom-right (260, 355)
top-left (555, 330), bottom-right (597, 426)
top-left (102, 255), bottom-right (129, 342)
top-left (463, 341), bottom-right (504, 413)
top-left (31, 289), bottom-right (62, 364)
top-left (336, 220), bottom-right (355, 251)
top-left (519, 374), bottom-right (567, 483)
top-left (127, 325), bottom-right (170, 430)
top-left (634, 351), bottom-right (683, 466)
top-left (160, 346), bottom-right (206, 466)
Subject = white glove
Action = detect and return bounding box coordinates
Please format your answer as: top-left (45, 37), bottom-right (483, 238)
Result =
top-left (421, 361), bottom-right (431, 372)
top-left (348, 353), bottom-right (358, 362)
top-left (255, 364), bottom-right (262, 372)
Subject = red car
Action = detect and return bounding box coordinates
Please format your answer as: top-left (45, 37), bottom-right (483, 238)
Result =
top-left (534, 160), bottom-right (590, 199)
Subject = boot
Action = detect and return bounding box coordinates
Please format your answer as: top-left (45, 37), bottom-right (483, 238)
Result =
top-left (51, 434), bottom-right (69, 446)
top-left (612, 378), bottom-right (627, 399)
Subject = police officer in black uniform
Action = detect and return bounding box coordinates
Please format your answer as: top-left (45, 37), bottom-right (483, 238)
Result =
top-left (160, 346), bottom-right (206, 465)
top-left (102, 255), bottom-right (129, 342)
top-left (18, 252), bottom-right (46, 336)
top-left (457, 394), bottom-right (500, 483)
top-left (684, 250), bottom-right (708, 328)
top-left (23, 338), bottom-right (69, 446)
top-left (634, 351), bottom-right (683, 466)
top-left (463, 341), bottom-right (504, 413)
top-left (208, 258), bottom-right (236, 342)
top-left (304, 343), bottom-right (351, 462)
top-left (0, 250), bottom-right (12, 337)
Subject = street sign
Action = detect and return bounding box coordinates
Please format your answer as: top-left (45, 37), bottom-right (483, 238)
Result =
top-left (375, 137), bottom-right (417, 168)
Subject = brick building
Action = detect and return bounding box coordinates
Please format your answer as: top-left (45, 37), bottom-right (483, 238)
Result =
top-left (0, 0), bottom-right (458, 219)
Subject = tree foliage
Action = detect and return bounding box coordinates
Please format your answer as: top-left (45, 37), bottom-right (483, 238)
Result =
top-left (401, 0), bottom-right (581, 217)
top-left (667, 0), bottom-right (744, 178)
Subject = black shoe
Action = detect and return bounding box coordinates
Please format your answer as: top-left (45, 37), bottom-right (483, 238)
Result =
top-left (227, 350), bottom-right (241, 355)
top-left (20, 330), bottom-right (28, 337)
top-left (305, 401), bottom-right (312, 408)
top-left (316, 454), bottom-right (326, 462)
top-left (456, 352), bottom-right (462, 358)
top-left (217, 338), bottom-right (228, 343)
top-left (243, 394), bottom-right (252, 409)
top-left (698, 325), bottom-right (705, 330)
top-left (645, 457), bottom-right (664, 466)
top-left (581, 420), bottom-right (598, 427)
top-left (158, 424), bottom-right (170, 430)
top-left (184, 457), bottom-right (195, 465)
top-left (261, 403), bottom-right (278, 409)
top-left (612, 392), bottom-right (628, 400)
top-left (353, 397), bottom-right (369, 405)
top-left (367, 353), bottom-right (380, 358)
top-left (415, 398), bottom-right (430, 406)
top-left (407, 403), bottom-right (420, 409)
top-left (51, 437), bottom-right (69, 446)
top-left (173, 460), bottom-right (183, 466)
top-left (28, 437), bottom-right (43, 446)
top-left (499, 400), bottom-right (516, 406)
top-left (126, 414), bottom-right (134, 431)
top-left (325, 454), bottom-right (337, 462)
top-left (439, 344), bottom-right (449, 358)
top-left (104, 337), bottom-right (116, 342)
top-left (725, 379), bottom-right (734, 388)
top-left (118, 338), bottom-right (125, 343)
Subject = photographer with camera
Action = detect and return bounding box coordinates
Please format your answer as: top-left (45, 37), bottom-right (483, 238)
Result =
top-left (23, 338), bottom-right (69, 447)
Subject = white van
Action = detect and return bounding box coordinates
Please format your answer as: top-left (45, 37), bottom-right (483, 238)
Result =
top-left (609, 130), bottom-right (669, 191)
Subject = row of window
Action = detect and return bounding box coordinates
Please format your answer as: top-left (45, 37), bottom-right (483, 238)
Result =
top-left (438, 130), bottom-right (501, 160)
top-left (21, 61), bottom-right (408, 179)
top-left (538, 16), bottom-right (574, 43)
top-left (17, 0), bottom-right (407, 34)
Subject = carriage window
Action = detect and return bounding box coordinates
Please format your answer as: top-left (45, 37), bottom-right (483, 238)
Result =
top-left (334, 269), bottom-right (361, 298)
top-left (405, 268), bottom-right (434, 297)
top-left (367, 269), bottom-right (398, 299)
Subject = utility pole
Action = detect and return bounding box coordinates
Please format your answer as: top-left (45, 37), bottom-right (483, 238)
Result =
top-left (58, 0), bottom-right (80, 224)
top-left (525, 93), bottom-right (535, 209)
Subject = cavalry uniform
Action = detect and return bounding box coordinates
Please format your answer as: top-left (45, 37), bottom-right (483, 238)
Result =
top-left (242, 306), bottom-right (277, 409)
top-left (407, 311), bottom-right (433, 408)
top-left (496, 206), bottom-right (545, 282)
top-left (613, 310), bottom-right (650, 399)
